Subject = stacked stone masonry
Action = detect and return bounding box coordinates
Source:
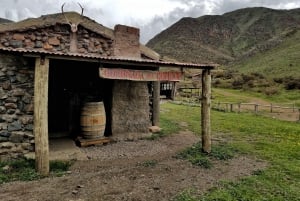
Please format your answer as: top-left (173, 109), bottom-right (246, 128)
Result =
top-left (0, 25), bottom-right (113, 56)
top-left (0, 54), bottom-right (34, 161)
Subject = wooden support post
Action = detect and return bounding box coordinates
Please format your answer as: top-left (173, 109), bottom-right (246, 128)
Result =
top-left (201, 69), bottom-right (211, 153)
top-left (152, 81), bottom-right (160, 126)
top-left (238, 103), bottom-right (241, 113)
top-left (34, 56), bottom-right (49, 176)
top-left (230, 104), bottom-right (233, 112)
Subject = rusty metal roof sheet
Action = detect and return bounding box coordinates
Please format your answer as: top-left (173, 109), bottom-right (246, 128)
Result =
top-left (0, 47), bottom-right (217, 69)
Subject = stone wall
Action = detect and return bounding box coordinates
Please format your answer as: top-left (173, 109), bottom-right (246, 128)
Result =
top-left (111, 80), bottom-right (151, 140)
top-left (0, 53), bottom-right (34, 161)
top-left (0, 25), bottom-right (113, 56)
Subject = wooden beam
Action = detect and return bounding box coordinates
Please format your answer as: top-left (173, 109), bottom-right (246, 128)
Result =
top-left (201, 69), bottom-right (211, 153)
top-left (152, 81), bottom-right (160, 126)
top-left (34, 56), bottom-right (50, 176)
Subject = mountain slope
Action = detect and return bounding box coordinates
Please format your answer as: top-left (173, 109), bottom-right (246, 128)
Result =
top-left (0, 18), bottom-right (13, 24)
top-left (229, 29), bottom-right (300, 78)
top-left (147, 7), bottom-right (300, 65)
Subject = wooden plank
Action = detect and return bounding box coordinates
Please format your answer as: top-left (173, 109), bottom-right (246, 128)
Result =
top-left (152, 81), bottom-right (160, 126)
top-left (201, 69), bottom-right (211, 153)
top-left (76, 137), bottom-right (111, 147)
top-left (34, 56), bottom-right (49, 176)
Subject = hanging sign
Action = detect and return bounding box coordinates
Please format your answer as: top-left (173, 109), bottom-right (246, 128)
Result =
top-left (99, 68), bottom-right (183, 81)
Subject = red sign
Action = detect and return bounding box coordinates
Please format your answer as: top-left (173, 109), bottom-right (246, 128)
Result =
top-left (99, 68), bottom-right (182, 81)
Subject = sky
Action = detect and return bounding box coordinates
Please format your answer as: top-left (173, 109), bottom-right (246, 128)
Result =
top-left (0, 0), bottom-right (300, 44)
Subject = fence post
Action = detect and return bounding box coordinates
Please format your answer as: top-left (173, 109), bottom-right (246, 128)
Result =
top-left (255, 104), bottom-right (259, 114)
top-left (298, 109), bottom-right (300, 122)
top-left (230, 103), bottom-right (233, 112)
top-left (293, 103), bottom-right (295, 113)
top-left (270, 103), bottom-right (273, 113)
top-left (238, 103), bottom-right (241, 113)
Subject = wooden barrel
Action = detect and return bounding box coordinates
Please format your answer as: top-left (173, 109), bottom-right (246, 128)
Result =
top-left (80, 102), bottom-right (106, 139)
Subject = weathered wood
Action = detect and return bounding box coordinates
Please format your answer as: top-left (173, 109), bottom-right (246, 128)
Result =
top-left (76, 137), bottom-right (111, 147)
top-left (34, 56), bottom-right (49, 176)
top-left (201, 69), bottom-right (211, 153)
top-left (152, 81), bottom-right (160, 126)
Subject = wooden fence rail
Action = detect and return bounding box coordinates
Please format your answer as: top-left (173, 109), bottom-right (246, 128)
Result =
top-left (213, 102), bottom-right (300, 121)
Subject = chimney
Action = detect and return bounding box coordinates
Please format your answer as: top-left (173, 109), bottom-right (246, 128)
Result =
top-left (113, 24), bottom-right (141, 58)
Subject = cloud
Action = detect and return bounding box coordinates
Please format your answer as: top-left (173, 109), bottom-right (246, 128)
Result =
top-left (0, 0), bottom-right (299, 43)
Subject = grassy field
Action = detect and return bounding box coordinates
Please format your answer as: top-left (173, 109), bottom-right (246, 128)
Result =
top-left (160, 102), bottom-right (300, 201)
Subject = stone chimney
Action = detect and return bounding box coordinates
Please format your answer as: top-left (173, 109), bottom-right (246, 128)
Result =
top-left (113, 25), bottom-right (141, 58)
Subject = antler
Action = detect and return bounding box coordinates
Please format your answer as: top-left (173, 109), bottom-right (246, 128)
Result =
top-left (78, 2), bottom-right (84, 16)
top-left (61, 2), bottom-right (85, 33)
top-left (61, 3), bottom-right (71, 26)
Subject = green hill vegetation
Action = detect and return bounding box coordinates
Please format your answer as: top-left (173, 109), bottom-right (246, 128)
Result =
top-left (147, 7), bottom-right (300, 95)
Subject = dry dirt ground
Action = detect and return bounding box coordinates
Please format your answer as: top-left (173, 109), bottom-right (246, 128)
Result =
top-left (0, 130), bottom-right (267, 201)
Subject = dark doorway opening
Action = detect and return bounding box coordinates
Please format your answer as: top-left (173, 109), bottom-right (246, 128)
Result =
top-left (48, 59), bottom-right (113, 139)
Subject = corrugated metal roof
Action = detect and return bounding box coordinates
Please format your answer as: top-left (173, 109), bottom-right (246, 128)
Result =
top-left (0, 47), bottom-right (217, 69)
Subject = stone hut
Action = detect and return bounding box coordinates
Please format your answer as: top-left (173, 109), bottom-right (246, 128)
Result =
top-left (0, 12), bottom-right (215, 174)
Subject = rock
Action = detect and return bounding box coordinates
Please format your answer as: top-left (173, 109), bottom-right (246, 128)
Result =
top-left (149, 126), bottom-right (161, 133)
top-left (10, 40), bottom-right (23, 48)
top-left (8, 121), bottom-right (22, 132)
top-left (48, 37), bottom-right (60, 46)
top-left (24, 132), bottom-right (34, 140)
top-left (35, 41), bottom-right (43, 48)
top-left (7, 109), bottom-right (16, 114)
top-left (5, 97), bottom-right (18, 103)
top-left (5, 103), bottom-right (17, 109)
top-left (0, 94), bottom-right (8, 100)
top-left (21, 142), bottom-right (31, 150)
top-left (43, 42), bottom-right (53, 50)
top-left (22, 94), bottom-right (32, 104)
top-left (0, 142), bottom-right (14, 148)
top-left (0, 117), bottom-right (5, 123)
top-left (0, 106), bottom-right (6, 114)
top-left (0, 136), bottom-right (8, 142)
top-left (0, 71), bottom-right (5, 77)
top-left (2, 165), bottom-right (10, 171)
top-left (0, 131), bottom-right (10, 137)
top-left (16, 74), bottom-right (29, 83)
top-left (12, 89), bottom-right (25, 96)
top-left (10, 131), bottom-right (24, 143)
top-left (13, 33), bottom-right (25, 41)
top-left (72, 190), bottom-right (79, 195)
top-left (24, 103), bottom-right (34, 114)
top-left (25, 124), bottom-right (33, 131)
top-left (0, 123), bottom-right (8, 131)
top-left (20, 116), bottom-right (33, 125)
top-left (2, 82), bottom-right (11, 90)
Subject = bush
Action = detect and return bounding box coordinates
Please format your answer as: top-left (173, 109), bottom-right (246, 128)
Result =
top-left (263, 87), bottom-right (279, 96)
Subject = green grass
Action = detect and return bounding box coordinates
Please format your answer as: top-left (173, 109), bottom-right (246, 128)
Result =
top-left (0, 159), bottom-right (72, 184)
top-left (161, 102), bottom-right (300, 201)
top-left (177, 143), bottom-right (236, 169)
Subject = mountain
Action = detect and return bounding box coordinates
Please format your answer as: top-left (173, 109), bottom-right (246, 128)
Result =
top-left (0, 18), bottom-right (13, 24)
top-left (146, 7), bottom-right (300, 65)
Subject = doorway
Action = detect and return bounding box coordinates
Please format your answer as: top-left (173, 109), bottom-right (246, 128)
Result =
top-left (48, 59), bottom-right (113, 138)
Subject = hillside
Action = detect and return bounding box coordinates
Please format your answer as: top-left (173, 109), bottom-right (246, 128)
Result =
top-left (147, 7), bottom-right (300, 65)
top-left (0, 18), bottom-right (13, 24)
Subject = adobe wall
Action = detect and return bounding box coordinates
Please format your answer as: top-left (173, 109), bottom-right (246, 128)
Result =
top-left (0, 53), bottom-right (34, 161)
top-left (111, 80), bottom-right (151, 140)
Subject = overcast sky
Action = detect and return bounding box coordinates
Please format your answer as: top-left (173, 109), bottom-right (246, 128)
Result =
top-left (1, 0), bottom-right (300, 43)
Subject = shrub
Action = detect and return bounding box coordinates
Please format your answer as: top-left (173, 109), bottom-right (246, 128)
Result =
top-left (263, 86), bottom-right (279, 96)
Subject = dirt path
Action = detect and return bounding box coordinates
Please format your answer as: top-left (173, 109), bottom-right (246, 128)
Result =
top-left (0, 131), bottom-right (267, 201)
